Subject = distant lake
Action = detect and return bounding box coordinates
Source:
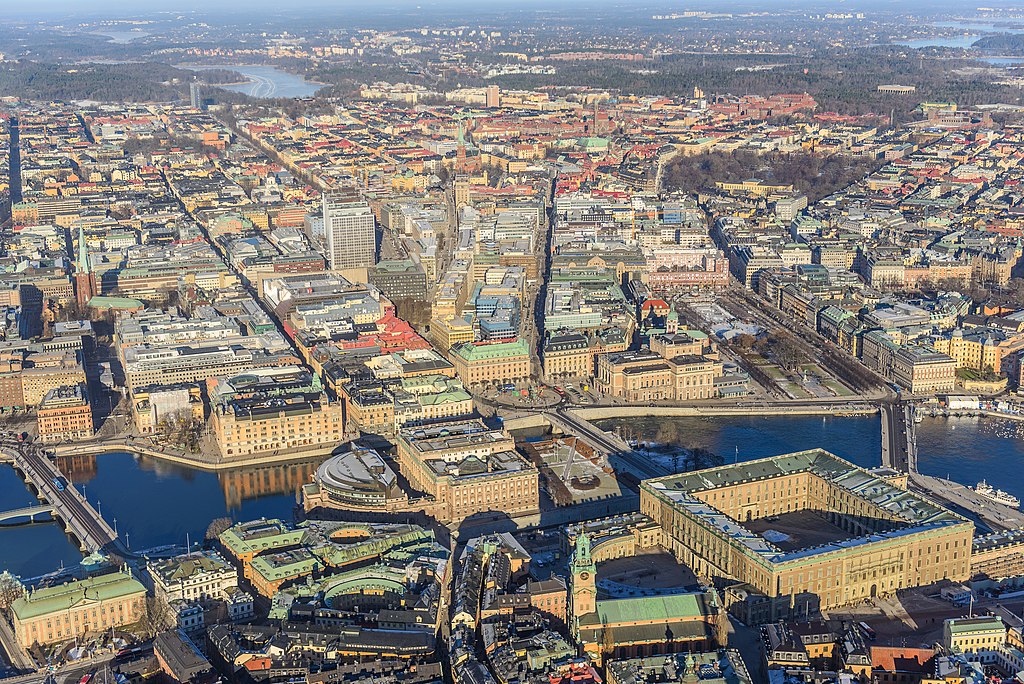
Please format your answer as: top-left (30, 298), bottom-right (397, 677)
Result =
top-left (92, 30), bottom-right (150, 44)
top-left (183, 64), bottom-right (324, 99)
top-left (894, 20), bottom-right (1024, 50)
top-left (931, 21), bottom-right (1024, 34)
top-left (983, 57), bottom-right (1024, 66)
top-left (895, 34), bottom-right (980, 49)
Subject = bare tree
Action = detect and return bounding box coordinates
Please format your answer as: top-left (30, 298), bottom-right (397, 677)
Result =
top-left (205, 517), bottom-right (232, 542)
top-left (155, 414), bottom-right (204, 453)
top-left (140, 596), bottom-right (175, 638)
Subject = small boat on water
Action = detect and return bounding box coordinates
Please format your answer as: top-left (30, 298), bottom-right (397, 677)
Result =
top-left (974, 480), bottom-right (1021, 508)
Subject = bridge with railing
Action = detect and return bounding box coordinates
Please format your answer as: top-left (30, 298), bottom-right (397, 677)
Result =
top-left (880, 400), bottom-right (917, 473)
top-left (0, 504), bottom-right (54, 524)
top-left (5, 445), bottom-right (120, 553)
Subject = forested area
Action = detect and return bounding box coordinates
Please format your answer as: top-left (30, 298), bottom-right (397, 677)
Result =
top-left (195, 68), bottom-right (246, 85)
top-left (973, 34), bottom-right (1024, 54)
top-left (663, 150), bottom-right (883, 202)
top-left (0, 61), bottom-right (195, 102)
top-left (0, 60), bottom-right (252, 104)
top-left (492, 47), bottom-right (1020, 117)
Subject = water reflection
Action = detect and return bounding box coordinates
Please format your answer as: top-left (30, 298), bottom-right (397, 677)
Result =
top-left (0, 451), bottom-right (329, 578)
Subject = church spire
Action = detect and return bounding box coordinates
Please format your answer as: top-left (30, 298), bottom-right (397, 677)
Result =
top-left (73, 224), bottom-right (97, 311)
top-left (574, 531), bottom-right (593, 566)
top-left (77, 225), bottom-right (90, 275)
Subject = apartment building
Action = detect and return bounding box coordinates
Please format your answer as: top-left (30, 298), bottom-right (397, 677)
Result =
top-left (36, 384), bottom-right (94, 444)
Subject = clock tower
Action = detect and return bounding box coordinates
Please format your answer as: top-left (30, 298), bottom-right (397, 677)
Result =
top-left (570, 532), bottom-right (597, 638)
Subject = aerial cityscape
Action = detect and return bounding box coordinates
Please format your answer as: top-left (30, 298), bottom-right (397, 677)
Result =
top-left (7, 1), bottom-right (1024, 683)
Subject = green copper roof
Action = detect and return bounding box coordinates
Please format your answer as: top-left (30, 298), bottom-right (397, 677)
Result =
top-left (451, 339), bottom-right (529, 362)
top-left (590, 593), bottom-right (708, 626)
top-left (12, 571), bottom-right (145, 621)
top-left (77, 225), bottom-right (90, 275)
top-left (220, 520), bottom-right (305, 558)
top-left (946, 617), bottom-right (1004, 635)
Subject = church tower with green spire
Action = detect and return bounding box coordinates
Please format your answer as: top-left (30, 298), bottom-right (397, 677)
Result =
top-left (73, 225), bottom-right (96, 311)
top-left (569, 532), bottom-right (597, 639)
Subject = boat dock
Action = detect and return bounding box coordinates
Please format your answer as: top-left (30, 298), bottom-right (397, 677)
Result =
top-left (909, 472), bottom-right (1024, 533)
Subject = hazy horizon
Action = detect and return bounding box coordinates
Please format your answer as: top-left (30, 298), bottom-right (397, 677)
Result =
top-left (0, 0), bottom-right (1010, 20)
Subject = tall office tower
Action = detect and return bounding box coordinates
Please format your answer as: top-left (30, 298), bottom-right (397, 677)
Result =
top-left (189, 82), bottom-right (203, 110)
top-left (323, 190), bottom-right (376, 270)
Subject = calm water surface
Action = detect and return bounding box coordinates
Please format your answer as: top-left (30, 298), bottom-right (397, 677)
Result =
top-left (184, 65), bottom-right (323, 98)
top-left (0, 451), bottom-right (317, 578)
top-left (3, 414), bottom-right (1024, 578)
top-left (597, 412), bottom-right (1024, 501)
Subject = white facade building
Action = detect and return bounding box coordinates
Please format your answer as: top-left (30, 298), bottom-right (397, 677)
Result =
top-left (323, 191), bottom-right (376, 270)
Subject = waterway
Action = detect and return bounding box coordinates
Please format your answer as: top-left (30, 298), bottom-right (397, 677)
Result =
top-left (181, 65), bottom-right (324, 99)
top-left (915, 415), bottom-right (1024, 502)
top-left (4, 414), bottom-right (1024, 578)
top-left (595, 412), bottom-right (1024, 510)
top-left (894, 20), bottom-right (1024, 50)
top-left (896, 35), bottom-right (980, 49)
top-left (595, 414), bottom-right (882, 469)
top-left (91, 30), bottom-right (150, 44)
top-left (0, 451), bottom-right (319, 578)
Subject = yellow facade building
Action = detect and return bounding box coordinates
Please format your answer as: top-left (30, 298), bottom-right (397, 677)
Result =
top-left (542, 333), bottom-right (594, 380)
top-left (396, 419), bottom-right (539, 523)
top-left (21, 351), bottom-right (86, 407)
top-left (449, 339), bottom-right (531, 387)
top-left (12, 570), bottom-right (146, 648)
top-left (596, 350), bottom-right (721, 402)
top-left (212, 397), bottom-right (345, 458)
top-left (641, 450), bottom-right (973, 616)
top-left (430, 316), bottom-right (476, 355)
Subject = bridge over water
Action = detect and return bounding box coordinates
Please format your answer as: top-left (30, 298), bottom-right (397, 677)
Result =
top-left (880, 400), bottom-right (917, 473)
top-left (0, 504), bottom-right (54, 524)
top-left (3, 444), bottom-right (121, 554)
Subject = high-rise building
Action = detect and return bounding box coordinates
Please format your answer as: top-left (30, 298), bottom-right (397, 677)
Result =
top-left (323, 191), bottom-right (376, 270)
top-left (189, 82), bottom-right (203, 110)
top-left (485, 84), bottom-right (501, 108)
top-left (454, 174), bottom-right (470, 209)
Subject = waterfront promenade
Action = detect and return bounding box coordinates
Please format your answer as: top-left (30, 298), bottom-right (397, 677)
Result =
top-left (909, 472), bottom-right (1024, 533)
top-left (568, 400), bottom-right (877, 421)
top-left (54, 437), bottom-right (337, 472)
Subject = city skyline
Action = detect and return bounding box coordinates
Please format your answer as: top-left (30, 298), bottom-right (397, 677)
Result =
top-left (0, 2), bottom-right (1024, 683)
